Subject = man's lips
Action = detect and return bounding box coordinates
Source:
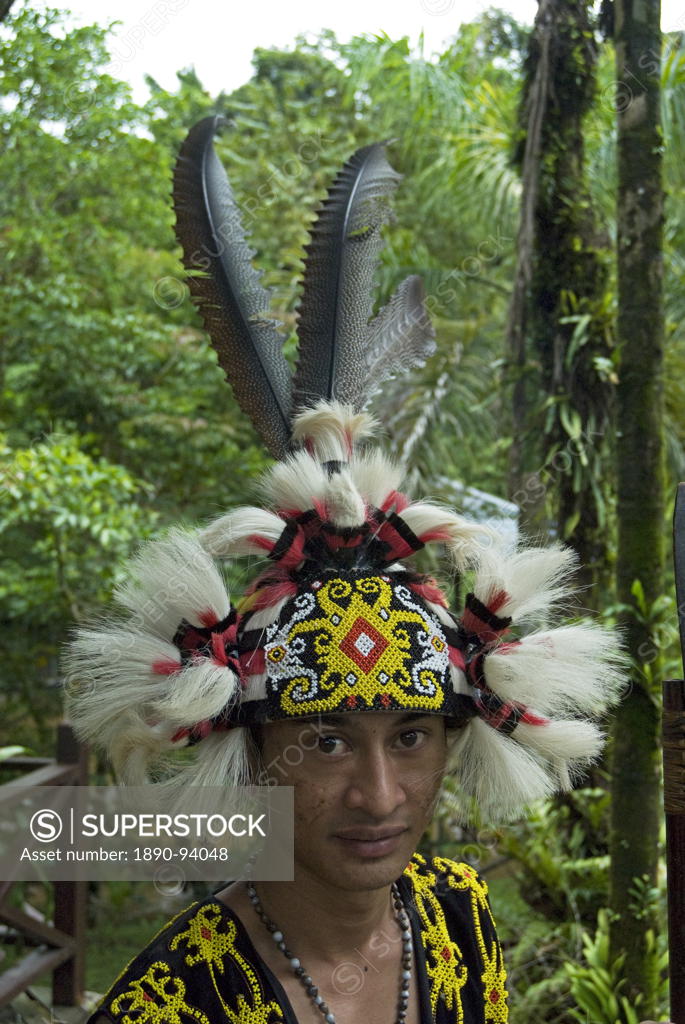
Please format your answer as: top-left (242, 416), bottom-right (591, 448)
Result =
top-left (332, 826), bottom-right (409, 857)
top-left (334, 826), bottom-right (408, 842)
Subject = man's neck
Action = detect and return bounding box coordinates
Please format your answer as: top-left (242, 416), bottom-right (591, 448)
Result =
top-left (251, 871), bottom-right (399, 963)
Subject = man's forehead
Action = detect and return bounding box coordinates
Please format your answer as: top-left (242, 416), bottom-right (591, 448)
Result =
top-left (266, 711), bottom-right (438, 735)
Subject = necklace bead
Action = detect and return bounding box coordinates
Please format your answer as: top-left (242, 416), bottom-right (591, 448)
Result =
top-left (247, 881), bottom-right (413, 1024)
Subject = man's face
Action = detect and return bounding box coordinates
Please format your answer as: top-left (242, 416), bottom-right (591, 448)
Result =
top-left (259, 711), bottom-right (448, 892)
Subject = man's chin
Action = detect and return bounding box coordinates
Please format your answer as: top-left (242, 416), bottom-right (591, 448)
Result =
top-left (305, 839), bottom-right (417, 891)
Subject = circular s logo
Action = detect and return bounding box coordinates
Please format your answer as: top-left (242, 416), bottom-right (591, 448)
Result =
top-left (154, 866), bottom-right (185, 897)
top-left (30, 809), bottom-right (63, 842)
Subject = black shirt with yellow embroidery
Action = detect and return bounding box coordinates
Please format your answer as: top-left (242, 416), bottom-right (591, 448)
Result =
top-left (90, 855), bottom-right (508, 1024)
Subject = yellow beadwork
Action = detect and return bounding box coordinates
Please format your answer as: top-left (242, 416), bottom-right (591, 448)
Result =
top-left (171, 904), bottom-right (285, 1024)
top-left (265, 575), bottom-right (448, 716)
top-left (110, 962), bottom-right (210, 1024)
top-left (105, 861), bottom-right (506, 1024)
top-left (110, 903), bottom-right (285, 1024)
top-left (404, 854), bottom-right (508, 1023)
top-left (405, 857), bottom-right (468, 1020)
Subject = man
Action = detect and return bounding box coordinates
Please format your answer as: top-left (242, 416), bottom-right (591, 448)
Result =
top-left (66, 121), bottom-right (630, 1022)
top-left (83, 706), bottom-right (507, 1023)
top-left (68, 401), bottom-right (621, 1024)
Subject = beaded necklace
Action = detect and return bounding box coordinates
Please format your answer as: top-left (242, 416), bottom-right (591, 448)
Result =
top-left (246, 881), bottom-right (413, 1023)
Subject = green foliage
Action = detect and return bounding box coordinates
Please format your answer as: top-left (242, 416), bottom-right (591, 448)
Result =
top-left (0, 433), bottom-right (156, 742)
top-left (495, 789), bottom-right (668, 1024)
top-left (0, 4), bottom-right (681, 1015)
top-left (0, 745), bottom-right (27, 760)
top-left (565, 910), bottom-right (669, 1024)
top-left (0, 4), bottom-right (278, 752)
top-left (0, 433), bottom-right (155, 610)
top-left (499, 789), bottom-right (613, 924)
top-left (566, 912), bottom-right (640, 1024)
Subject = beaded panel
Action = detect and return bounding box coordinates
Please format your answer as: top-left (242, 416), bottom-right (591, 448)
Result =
top-left (108, 903), bottom-right (284, 1024)
top-left (261, 572), bottom-right (451, 717)
top-left (97, 855), bottom-right (507, 1024)
top-left (406, 854), bottom-right (508, 1023)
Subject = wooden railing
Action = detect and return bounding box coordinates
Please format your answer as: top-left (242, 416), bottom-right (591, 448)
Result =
top-left (0, 722), bottom-right (87, 1007)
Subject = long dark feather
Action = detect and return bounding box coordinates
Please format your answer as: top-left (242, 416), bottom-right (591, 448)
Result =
top-left (172, 116), bottom-right (292, 458)
top-left (360, 275), bottom-right (436, 404)
top-left (293, 143), bottom-right (404, 411)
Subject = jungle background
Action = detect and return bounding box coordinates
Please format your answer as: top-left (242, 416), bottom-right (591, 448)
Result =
top-left (0, 0), bottom-right (680, 1019)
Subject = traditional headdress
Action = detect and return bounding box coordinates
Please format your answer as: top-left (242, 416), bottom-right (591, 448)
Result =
top-left (65, 118), bottom-right (623, 821)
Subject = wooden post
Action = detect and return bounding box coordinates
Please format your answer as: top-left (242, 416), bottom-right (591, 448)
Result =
top-left (56, 721), bottom-right (88, 785)
top-left (663, 679), bottom-right (685, 1024)
top-left (52, 722), bottom-right (88, 1006)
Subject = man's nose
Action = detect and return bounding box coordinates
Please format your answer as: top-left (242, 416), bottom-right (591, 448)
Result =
top-left (343, 749), bottom-right (407, 817)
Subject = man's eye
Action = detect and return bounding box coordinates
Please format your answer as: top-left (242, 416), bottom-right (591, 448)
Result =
top-left (397, 730), bottom-right (425, 749)
top-left (317, 735), bottom-right (345, 754)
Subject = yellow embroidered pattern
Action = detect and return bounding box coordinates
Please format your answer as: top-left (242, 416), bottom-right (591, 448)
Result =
top-left (404, 854), bottom-right (508, 1023)
top-left (110, 961), bottom-right (210, 1024)
top-left (105, 862), bottom-right (506, 1024)
top-left (170, 903), bottom-right (237, 971)
top-left (110, 904), bottom-right (284, 1024)
top-left (170, 904), bottom-right (284, 1024)
top-left (264, 575), bottom-right (449, 716)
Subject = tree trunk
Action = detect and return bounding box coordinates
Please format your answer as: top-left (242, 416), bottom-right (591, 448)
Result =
top-left (508, 0), bottom-right (615, 590)
top-left (609, 0), bottom-right (664, 1011)
top-left (506, 0), bottom-right (552, 519)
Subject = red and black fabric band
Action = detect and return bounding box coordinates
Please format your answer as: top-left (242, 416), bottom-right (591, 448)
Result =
top-left (380, 510), bottom-right (425, 557)
top-left (463, 593), bottom-right (512, 639)
top-left (173, 609), bottom-right (238, 664)
top-left (269, 520), bottom-right (301, 563)
top-left (472, 688), bottom-right (524, 736)
top-left (465, 649), bottom-right (487, 690)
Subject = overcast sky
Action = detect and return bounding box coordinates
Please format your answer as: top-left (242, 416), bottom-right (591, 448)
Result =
top-left (47, 0), bottom-right (685, 102)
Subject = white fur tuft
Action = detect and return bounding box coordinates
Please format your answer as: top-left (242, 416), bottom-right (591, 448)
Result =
top-left (242, 598), bottom-right (290, 633)
top-left (200, 508), bottom-right (286, 558)
top-left (324, 470), bottom-right (366, 528)
top-left (115, 528), bottom-right (230, 636)
top-left (447, 660), bottom-right (470, 697)
top-left (292, 401), bottom-right (376, 461)
top-left (263, 452), bottom-right (328, 513)
top-left (400, 501), bottom-right (497, 568)
top-left (351, 450), bottom-right (403, 508)
top-left (159, 729), bottom-right (254, 795)
top-left (472, 543), bottom-right (578, 623)
top-left (111, 724), bottom-right (253, 792)
top-left (64, 627), bottom-right (178, 746)
top-left (514, 719), bottom-right (603, 761)
top-left (110, 727), bottom-right (164, 786)
top-left (448, 717), bottom-right (557, 820)
top-left (153, 661), bottom-right (240, 727)
top-left (65, 618), bottom-right (241, 785)
top-left (63, 524), bottom-right (246, 791)
top-left (482, 624), bottom-right (626, 715)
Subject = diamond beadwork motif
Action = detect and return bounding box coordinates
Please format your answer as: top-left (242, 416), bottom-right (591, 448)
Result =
top-left (263, 573), bottom-right (451, 717)
top-left (340, 617), bottom-right (388, 671)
